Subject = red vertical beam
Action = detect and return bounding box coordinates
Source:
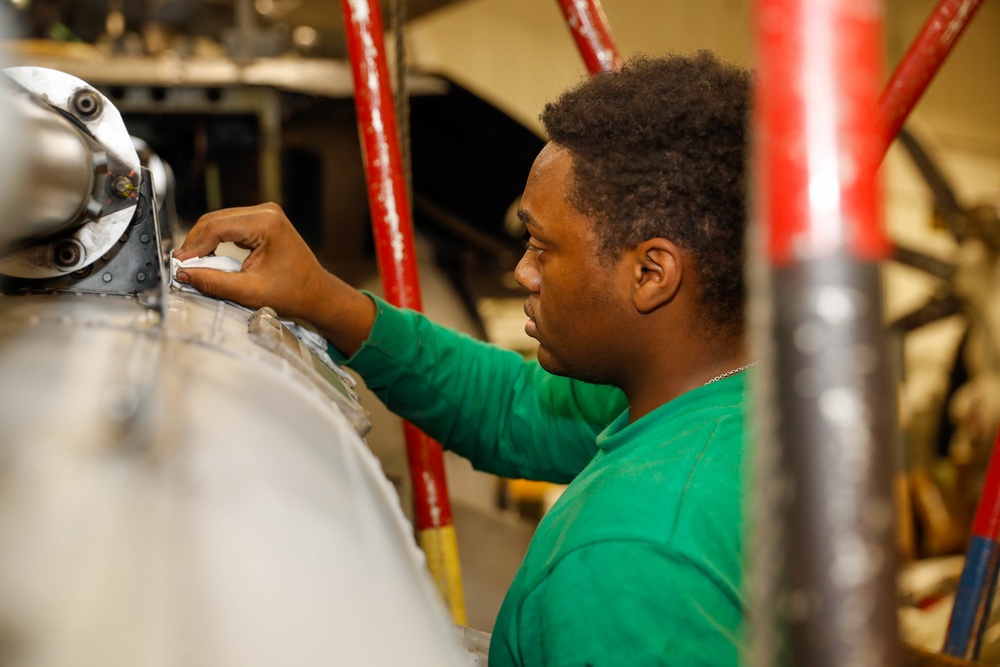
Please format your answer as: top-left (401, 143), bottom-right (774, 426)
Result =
top-left (749, 0), bottom-right (898, 665)
top-left (340, 0), bottom-right (466, 625)
top-left (876, 0), bottom-right (985, 158)
top-left (555, 0), bottom-right (622, 74)
top-left (341, 0), bottom-right (420, 310)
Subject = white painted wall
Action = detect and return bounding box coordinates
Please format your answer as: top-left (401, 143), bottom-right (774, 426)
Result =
top-left (407, 0), bottom-right (752, 131)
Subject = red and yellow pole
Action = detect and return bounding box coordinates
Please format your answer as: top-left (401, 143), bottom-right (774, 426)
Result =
top-left (340, 0), bottom-right (466, 624)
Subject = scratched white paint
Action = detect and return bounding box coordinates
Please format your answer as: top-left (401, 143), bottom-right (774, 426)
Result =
top-left (422, 471), bottom-right (442, 526)
top-left (942, 0), bottom-right (976, 45)
top-left (347, 0), bottom-right (370, 23)
top-left (570, 0), bottom-right (611, 66)
top-left (370, 105), bottom-right (405, 266)
top-left (572, 0), bottom-right (596, 40)
top-left (362, 30), bottom-right (380, 95)
top-left (347, 0), bottom-right (408, 268)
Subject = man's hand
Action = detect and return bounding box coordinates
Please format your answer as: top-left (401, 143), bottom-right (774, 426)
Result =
top-left (175, 203), bottom-right (376, 356)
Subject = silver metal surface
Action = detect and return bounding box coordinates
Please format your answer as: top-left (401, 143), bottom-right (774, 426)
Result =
top-left (0, 64), bottom-right (466, 665)
top-left (247, 305), bottom-right (372, 435)
top-left (0, 94), bottom-right (94, 251)
top-left (752, 259), bottom-right (899, 667)
top-left (0, 289), bottom-right (465, 667)
top-left (0, 67), bottom-right (140, 278)
top-left (4, 66), bottom-right (140, 170)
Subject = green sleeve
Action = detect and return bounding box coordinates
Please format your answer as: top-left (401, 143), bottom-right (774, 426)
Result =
top-left (330, 294), bottom-right (627, 482)
top-left (519, 542), bottom-right (741, 666)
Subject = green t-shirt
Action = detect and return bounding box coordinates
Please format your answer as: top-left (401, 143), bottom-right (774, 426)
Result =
top-left (333, 294), bottom-right (746, 666)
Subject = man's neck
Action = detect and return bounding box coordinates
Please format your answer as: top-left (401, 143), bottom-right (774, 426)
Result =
top-left (623, 338), bottom-right (749, 423)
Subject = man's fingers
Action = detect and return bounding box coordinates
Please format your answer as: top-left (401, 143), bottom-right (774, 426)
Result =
top-left (178, 267), bottom-right (260, 307)
top-left (175, 218), bottom-right (252, 261)
top-left (175, 204), bottom-right (283, 261)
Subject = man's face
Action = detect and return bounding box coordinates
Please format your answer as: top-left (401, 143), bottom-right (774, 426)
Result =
top-left (514, 143), bottom-right (629, 384)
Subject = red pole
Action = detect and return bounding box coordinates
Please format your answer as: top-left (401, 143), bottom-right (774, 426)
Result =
top-left (341, 0), bottom-right (420, 309)
top-left (340, 0), bottom-right (466, 624)
top-left (876, 0), bottom-right (985, 157)
top-left (555, 0), bottom-right (622, 74)
top-left (750, 0), bottom-right (898, 665)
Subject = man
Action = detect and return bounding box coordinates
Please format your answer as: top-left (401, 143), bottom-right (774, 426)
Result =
top-left (175, 51), bottom-right (752, 666)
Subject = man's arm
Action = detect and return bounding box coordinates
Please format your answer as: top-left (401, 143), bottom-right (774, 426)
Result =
top-left (341, 295), bottom-right (626, 481)
top-left (176, 204), bottom-right (626, 480)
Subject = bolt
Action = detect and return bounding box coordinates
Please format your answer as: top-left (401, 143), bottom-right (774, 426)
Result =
top-left (137, 272), bottom-right (146, 282)
top-left (131, 196), bottom-right (147, 225)
top-left (52, 239), bottom-right (84, 268)
top-left (71, 89), bottom-right (102, 118)
top-left (102, 273), bottom-right (112, 282)
top-left (112, 176), bottom-right (134, 198)
top-left (140, 234), bottom-right (150, 243)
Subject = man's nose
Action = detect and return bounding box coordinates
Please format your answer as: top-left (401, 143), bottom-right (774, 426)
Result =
top-left (514, 251), bottom-right (540, 293)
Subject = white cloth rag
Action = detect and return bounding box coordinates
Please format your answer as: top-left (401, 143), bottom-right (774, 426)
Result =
top-left (168, 252), bottom-right (355, 387)
top-left (170, 253), bottom-right (244, 295)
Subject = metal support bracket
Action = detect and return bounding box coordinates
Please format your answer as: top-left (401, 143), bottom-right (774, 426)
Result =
top-left (0, 168), bottom-right (169, 315)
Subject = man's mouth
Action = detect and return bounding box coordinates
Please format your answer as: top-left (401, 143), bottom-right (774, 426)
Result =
top-left (524, 301), bottom-right (538, 338)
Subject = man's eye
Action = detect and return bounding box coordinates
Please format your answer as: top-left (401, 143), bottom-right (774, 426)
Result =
top-left (522, 237), bottom-right (543, 254)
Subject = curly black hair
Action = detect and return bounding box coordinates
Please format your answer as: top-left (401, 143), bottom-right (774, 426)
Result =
top-left (540, 51), bottom-right (751, 335)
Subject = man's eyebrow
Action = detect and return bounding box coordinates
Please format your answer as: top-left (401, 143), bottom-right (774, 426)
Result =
top-left (517, 209), bottom-right (542, 232)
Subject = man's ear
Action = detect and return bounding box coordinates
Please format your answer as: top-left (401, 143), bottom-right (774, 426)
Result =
top-left (630, 238), bottom-right (683, 314)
